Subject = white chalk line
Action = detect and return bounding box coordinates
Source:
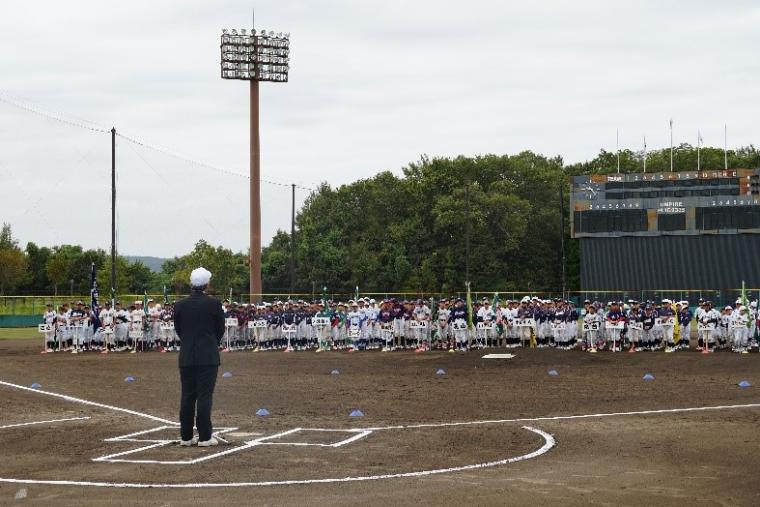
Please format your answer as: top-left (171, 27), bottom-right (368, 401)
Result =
top-left (97, 427), bottom-right (374, 464)
top-left (0, 417), bottom-right (91, 430)
top-left (360, 402), bottom-right (760, 431)
top-left (0, 426), bottom-right (555, 488)
top-left (0, 380), bottom-right (175, 425)
top-left (1, 378), bottom-right (759, 488)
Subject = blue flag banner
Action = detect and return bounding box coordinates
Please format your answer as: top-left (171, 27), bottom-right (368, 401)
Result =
top-left (90, 262), bottom-right (99, 310)
top-left (90, 262), bottom-right (100, 330)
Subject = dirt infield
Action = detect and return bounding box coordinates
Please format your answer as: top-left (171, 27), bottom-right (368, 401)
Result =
top-left (0, 339), bottom-right (758, 506)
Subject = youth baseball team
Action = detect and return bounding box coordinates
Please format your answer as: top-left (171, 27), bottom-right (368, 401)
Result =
top-left (39, 295), bottom-right (759, 354)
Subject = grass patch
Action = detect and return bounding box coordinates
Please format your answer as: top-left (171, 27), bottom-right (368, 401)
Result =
top-left (0, 328), bottom-right (39, 340)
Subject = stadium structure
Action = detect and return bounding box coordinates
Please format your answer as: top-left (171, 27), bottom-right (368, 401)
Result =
top-left (570, 169), bottom-right (760, 297)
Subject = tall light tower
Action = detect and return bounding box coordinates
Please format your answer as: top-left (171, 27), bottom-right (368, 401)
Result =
top-left (220, 26), bottom-right (290, 302)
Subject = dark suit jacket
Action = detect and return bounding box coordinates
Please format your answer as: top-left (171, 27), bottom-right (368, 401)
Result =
top-left (174, 289), bottom-right (225, 367)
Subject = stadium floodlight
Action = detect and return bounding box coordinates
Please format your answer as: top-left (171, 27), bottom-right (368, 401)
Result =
top-left (220, 25), bottom-right (290, 302)
top-left (220, 29), bottom-right (290, 82)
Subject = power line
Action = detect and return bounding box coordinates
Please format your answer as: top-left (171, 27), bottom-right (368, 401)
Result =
top-left (0, 92), bottom-right (110, 134)
top-left (0, 91), bottom-right (317, 192)
top-left (116, 132), bottom-right (315, 191)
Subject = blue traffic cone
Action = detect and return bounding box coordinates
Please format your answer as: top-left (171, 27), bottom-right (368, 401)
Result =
top-left (349, 409), bottom-right (364, 417)
top-left (256, 408), bottom-right (270, 416)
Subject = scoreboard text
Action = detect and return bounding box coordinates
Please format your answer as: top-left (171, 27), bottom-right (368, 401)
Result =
top-left (570, 169), bottom-right (760, 238)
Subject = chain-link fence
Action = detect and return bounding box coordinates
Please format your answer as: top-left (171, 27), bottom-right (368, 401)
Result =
top-left (4, 288), bottom-right (757, 318)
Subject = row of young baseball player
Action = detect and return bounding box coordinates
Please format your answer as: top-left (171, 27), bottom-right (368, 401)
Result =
top-left (39, 299), bottom-right (177, 354)
top-left (581, 298), bottom-right (757, 354)
top-left (38, 296), bottom-right (759, 354)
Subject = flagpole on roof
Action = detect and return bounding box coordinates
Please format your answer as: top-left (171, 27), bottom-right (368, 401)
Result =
top-left (669, 119), bottom-right (674, 172)
top-left (643, 135), bottom-right (647, 173)
top-left (697, 130), bottom-right (701, 171)
top-left (724, 124), bottom-right (728, 170)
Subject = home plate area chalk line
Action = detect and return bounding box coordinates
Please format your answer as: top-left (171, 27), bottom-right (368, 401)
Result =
top-left (0, 379), bottom-right (759, 489)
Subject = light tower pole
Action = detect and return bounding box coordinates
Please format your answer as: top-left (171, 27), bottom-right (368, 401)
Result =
top-left (220, 26), bottom-right (290, 303)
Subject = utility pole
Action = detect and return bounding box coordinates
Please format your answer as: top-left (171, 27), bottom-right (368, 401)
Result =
top-left (465, 182), bottom-right (471, 286)
top-left (559, 177), bottom-right (566, 299)
top-left (290, 183), bottom-right (295, 295)
top-left (111, 127), bottom-right (116, 303)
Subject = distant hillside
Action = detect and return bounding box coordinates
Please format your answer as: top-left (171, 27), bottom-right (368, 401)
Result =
top-left (124, 256), bottom-right (168, 273)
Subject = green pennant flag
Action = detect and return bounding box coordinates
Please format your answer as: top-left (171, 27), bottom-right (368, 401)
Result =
top-left (322, 286), bottom-right (329, 314)
top-left (492, 292), bottom-right (502, 335)
top-left (741, 281), bottom-right (750, 328)
top-left (466, 282), bottom-right (473, 328)
top-left (163, 285), bottom-right (169, 305)
top-left (143, 291), bottom-right (149, 315)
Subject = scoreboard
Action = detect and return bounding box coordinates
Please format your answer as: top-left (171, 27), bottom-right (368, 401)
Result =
top-left (570, 169), bottom-right (760, 238)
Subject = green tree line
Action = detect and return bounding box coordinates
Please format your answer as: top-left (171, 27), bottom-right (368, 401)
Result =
top-left (1, 145), bottom-right (758, 297)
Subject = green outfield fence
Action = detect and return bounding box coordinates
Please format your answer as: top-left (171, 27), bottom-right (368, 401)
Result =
top-left (1, 289), bottom-right (757, 327)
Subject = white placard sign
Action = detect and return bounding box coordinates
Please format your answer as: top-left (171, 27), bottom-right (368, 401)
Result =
top-left (282, 324), bottom-right (297, 334)
top-left (253, 319), bottom-right (269, 329)
top-left (656, 317), bottom-right (675, 327)
top-left (605, 321), bottom-right (624, 330)
top-left (347, 326), bottom-right (361, 338)
top-left (312, 317), bottom-right (331, 327)
top-left (697, 322), bottom-right (716, 331)
top-left (130, 330), bottom-right (144, 339)
top-left (225, 318), bottom-right (239, 327)
top-left (476, 322), bottom-right (493, 330)
top-left (514, 318), bottom-right (535, 327)
top-left (410, 321), bottom-right (428, 329)
top-left (38, 324), bottom-right (53, 333)
top-left (582, 322), bottom-right (601, 331)
top-left (628, 322), bottom-right (643, 331)
top-left (452, 320), bottom-right (468, 331)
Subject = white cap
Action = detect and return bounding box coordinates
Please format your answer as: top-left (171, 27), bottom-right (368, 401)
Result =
top-left (190, 267), bottom-right (212, 287)
top-left (521, 296), bottom-right (530, 303)
top-left (739, 305), bottom-right (747, 311)
top-left (725, 305), bottom-right (733, 311)
top-left (662, 299), bottom-right (671, 304)
top-left (751, 301), bottom-right (757, 308)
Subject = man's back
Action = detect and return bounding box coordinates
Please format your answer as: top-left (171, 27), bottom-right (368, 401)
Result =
top-left (174, 290), bottom-right (225, 367)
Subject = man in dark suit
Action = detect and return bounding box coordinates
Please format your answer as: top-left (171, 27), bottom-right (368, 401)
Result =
top-left (173, 267), bottom-right (225, 447)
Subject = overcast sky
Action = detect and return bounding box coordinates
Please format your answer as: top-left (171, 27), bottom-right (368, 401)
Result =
top-left (1, 0), bottom-right (758, 258)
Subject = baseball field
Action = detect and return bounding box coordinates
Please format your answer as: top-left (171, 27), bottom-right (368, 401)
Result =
top-left (0, 337), bottom-right (758, 506)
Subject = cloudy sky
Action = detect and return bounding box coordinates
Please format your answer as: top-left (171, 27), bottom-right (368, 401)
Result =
top-left (1, 0), bottom-right (758, 257)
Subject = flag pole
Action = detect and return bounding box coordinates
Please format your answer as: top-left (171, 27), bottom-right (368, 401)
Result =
top-left (724, 124), bottom-right (728, 170)
top-left (697, 130), bottom-right (701, 172)
top-left (643, 135), bottom-right (647, 173)
top-left (616, 128), bottom-right (620, 174)
top-left (669, 119), bottom-right (673, 172)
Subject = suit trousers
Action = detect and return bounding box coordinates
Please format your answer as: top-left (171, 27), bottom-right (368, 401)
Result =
top-left (179, 365), bottom-right (219, 441)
